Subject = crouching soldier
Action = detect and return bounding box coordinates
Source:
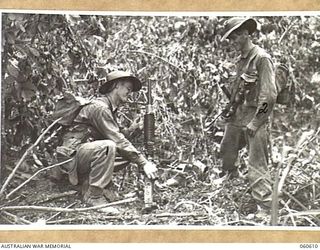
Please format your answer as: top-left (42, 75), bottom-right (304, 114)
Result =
top-left (55, 70), bottom-right (158, 210)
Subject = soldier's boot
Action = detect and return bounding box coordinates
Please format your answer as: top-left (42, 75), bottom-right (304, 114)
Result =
top-left (83, 185), bottom-right (120, 214)
top-left (103, 182), bottom-right (119, 202)
top-left (81, 178), bottom-right (89, 197)
top-left (82, 180), bottom-right (119, 202)
top-left (218, 168), bottom-right (239, 179)
top-left (84, 185), bottom-right (108, 206)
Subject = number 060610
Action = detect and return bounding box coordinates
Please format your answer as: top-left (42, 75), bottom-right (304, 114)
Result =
top-left (300, 244), bottom-right (319, 248)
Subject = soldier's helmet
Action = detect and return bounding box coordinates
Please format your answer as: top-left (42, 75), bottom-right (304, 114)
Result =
top-left (99, 70), bottom-right (142, 94)
top-left (221, 17), bottom-right (257, 42)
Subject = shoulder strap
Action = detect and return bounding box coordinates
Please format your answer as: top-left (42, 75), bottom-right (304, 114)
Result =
top-left (229, 46), bottom-right (260, 104)
top-left (52, 92), bottom-right (92, 126)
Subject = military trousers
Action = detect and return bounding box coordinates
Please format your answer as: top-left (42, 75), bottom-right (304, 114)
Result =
top-left (74, 140), bottom-right (129, 190)
top-left (220, 123), bottom-right (273, 204)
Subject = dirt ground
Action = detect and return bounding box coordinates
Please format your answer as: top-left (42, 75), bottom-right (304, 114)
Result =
top-left (1, 160), bottom-right (274, 226)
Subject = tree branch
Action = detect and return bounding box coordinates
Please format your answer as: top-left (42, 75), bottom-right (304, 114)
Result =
top-left (0, 117), bottom-right (62, 199)
top-left (278, 18), bottom-right (298, 45)
top-left (278, 129), bottom-right (318, 193)
top-left (283, 190), bottom-right (320, 225)
top-left (155, 212), bottom-right (205, 218)
top-left (6, 158), bottom-right (73, 199)
top-left (1, 211), bottom-right (32, 225)
top-left (0, 197), bottom-right (138, 213)
top-left (46, 202), bottom-right (78, 222)
top-left (270, 164), bottom-right (280, 226)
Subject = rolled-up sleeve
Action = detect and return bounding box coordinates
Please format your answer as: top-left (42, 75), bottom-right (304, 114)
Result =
top-left (85, 102), bottom-right (147, 167)
top-left (249, 56), bottom-right (277, 129)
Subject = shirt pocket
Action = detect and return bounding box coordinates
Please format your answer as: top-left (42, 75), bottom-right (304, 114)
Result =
top-left (63, 125), bottom-right (92, 149)
top-left (240, 71), bottom-right (259, 106)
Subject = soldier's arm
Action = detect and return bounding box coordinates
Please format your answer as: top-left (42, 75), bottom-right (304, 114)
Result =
top-left (248, 56), bottom-right (277, 129)
top-left (87, 103), bottom-right (148, 166)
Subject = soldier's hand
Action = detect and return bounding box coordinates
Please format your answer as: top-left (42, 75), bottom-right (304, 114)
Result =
top-left (143, 161), bottom-right (158, 180)
top-left (130, 116), bottom-right (143, 132)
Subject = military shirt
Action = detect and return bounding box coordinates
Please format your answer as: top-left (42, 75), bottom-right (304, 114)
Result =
top-left (230, 45), bottom-right (277, 128)
top-left (66, 96), bottom-right (148, 167)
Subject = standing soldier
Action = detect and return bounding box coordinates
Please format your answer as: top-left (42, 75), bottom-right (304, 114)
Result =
top-left (55, 71), bottom-right (158, 212)
top-left (219, 17), bottom-right (277, 209)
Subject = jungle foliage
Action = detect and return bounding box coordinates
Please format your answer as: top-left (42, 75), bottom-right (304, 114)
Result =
top-left (1, 13), bottom-right (319, 226)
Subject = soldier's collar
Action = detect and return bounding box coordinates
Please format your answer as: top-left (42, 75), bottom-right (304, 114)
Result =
top-left (105, 96), bottom-right (118, 113)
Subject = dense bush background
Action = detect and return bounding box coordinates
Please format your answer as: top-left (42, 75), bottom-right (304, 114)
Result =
top-left (1, 13), bottom-right (319, 226)
top-left (2, 14), bottom-right (319, 157)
